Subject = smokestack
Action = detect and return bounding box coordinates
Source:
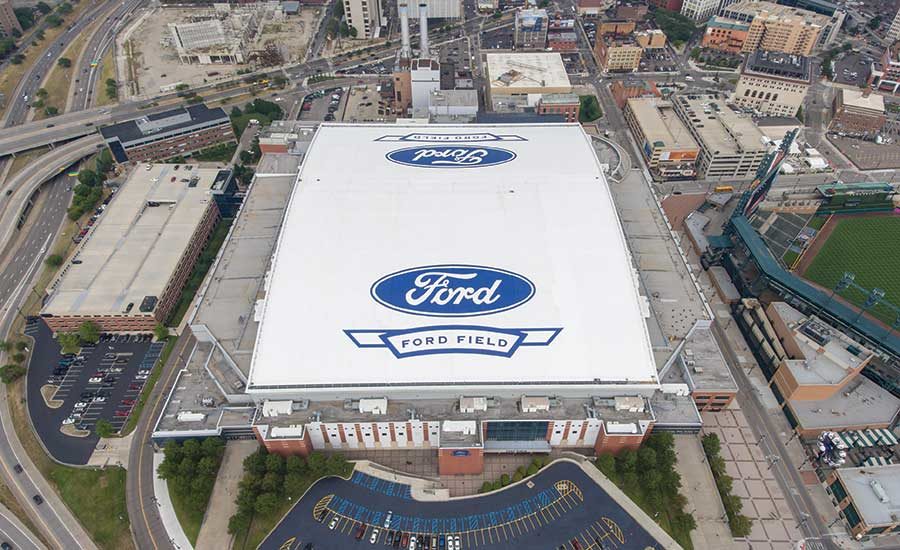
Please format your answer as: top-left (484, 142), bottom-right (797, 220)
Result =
top-left (399, 3), bottom-right (412, 60)
top-left (419, 3), bottom-right (429, 57)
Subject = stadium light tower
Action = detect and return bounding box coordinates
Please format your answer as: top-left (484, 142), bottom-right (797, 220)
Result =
top-left (821, 271), bottom-right (855, 314)
top-left (855, 288), bottom-right (885, 324)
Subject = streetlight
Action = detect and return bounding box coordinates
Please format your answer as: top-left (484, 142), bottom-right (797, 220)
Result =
top-left (854, 288), bottom-right (885, 324)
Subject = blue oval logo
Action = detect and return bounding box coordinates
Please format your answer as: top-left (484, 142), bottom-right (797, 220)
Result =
top-left (371, 265), bottom-right (535, 317)
top-left (385, 146), bottom-right (516, 168)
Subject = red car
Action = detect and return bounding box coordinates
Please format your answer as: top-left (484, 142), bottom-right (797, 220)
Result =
top-left (114, 410), bottom-right (129, 417)
top-left (121, 399), bottom-right (135, 405)
top-left (129, 383), bottom-right (142, 390)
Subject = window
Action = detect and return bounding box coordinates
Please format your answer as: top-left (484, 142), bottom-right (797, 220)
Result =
top-left (843, 503), bottom-right (862, 528)
top-left (485, 421), bottom-right (549, 441)
top-left (830, 479), bottom-right (848, 502)
top-left (867, 526), bottom-right (888, 535)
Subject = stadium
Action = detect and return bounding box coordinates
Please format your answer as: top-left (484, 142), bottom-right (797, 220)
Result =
top-left (155, 123), bottom-right (692, 475)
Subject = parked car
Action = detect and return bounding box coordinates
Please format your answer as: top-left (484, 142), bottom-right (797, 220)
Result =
top-left (121, 399), bottom-right (135, 405)
top-left (370, 528), bottom-right (380, 544)
top-left (328, 517), bottom-right (338, 530)
top-left (114, 410), bottom-right (129, 417)
top-left (384, 510), bottom-right (393, 528)
top-left (88, 377), bottom-right (102, 384)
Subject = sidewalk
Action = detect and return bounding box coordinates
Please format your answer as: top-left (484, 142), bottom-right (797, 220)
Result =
top-left (153, 452), bottom-right (193, 550)
top-left (195, 440), bottom-right (257, 550)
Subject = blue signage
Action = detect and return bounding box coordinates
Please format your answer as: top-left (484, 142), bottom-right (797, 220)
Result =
top-left (344, 326), bottom-right (562, 359)
top-left (385, 146), bottom-right (516, 168)
top-left (370, 265), bottom-right (535, 317)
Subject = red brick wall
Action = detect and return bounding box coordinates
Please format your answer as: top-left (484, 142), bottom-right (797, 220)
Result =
top-left (122, 122), bottom-right (236, 163)
top-left (593, 424), bottom-right (650, 455)
top-left (438, 448), bottom-right (484, 475)
top-left (253, 426), bottom-right (313, 457)
top-left (44, 314), bottom-right (158, 333)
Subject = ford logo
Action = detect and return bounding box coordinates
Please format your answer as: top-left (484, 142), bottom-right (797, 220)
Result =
top-left (385, 145), bottom-right (516, 168)
top-left (371, 265), bottom-right (535, 317)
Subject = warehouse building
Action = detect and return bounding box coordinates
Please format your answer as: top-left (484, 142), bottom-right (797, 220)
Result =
top-left (673, 94), bottom-right (767, 178)
top-left (830, 89), bottom-right (885, 135)
top-left (623, 97), bottom-right (699, 180)
top-left (41, 165), bottom-right (222, 332)
top-left (100, 104), bottom-right (235, 163)
top-left (733, 50), bottom-right (812, 117)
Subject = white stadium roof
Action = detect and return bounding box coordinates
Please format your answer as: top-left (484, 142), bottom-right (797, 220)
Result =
top-left (247, 124), bottom-right (658, 395)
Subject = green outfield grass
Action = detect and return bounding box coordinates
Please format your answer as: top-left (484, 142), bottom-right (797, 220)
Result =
top-left (803, 216), bottom-right (900, 324)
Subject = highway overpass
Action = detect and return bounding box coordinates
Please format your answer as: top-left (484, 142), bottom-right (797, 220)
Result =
top-left (0, 135), bottom-right (103, 252)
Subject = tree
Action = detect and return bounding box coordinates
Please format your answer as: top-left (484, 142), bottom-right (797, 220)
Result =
top-left (578, 95), bottom-right (602, 123)
top-left (0, 365), bottom-right (26, 384)
top-left (526, 464), bottom-right (538, 476)
top-left (35, 88), bottom-right (48, 99)
top-left (500, 473), bottom-right (510, 486)
top-left (596, 454), bottom-right (616, 478)
top-left (637, 446), bottom-right (657, 472)
top-left (285, 455), bottom-right (306, 475)
top-left (729, 513), bottom-right (752, 537)
top-left (0, 341), bottom-right (8, 352)
top-left (95, 149), bottom-right (114, 175)
top-left (11, 54), bottom-right (24, 65)
top-left (616, 449), bottom-right (637, 475)
top-left (480, 481), bottom-right (493, 493)
top-left (153, 323), bottom-right (169, 341)
top-left (14, 7), bottom-right (35, 30)
top-left (36, 2), bottom-right (53, 15)
top-left (0, 38), bottom-right (14, 58)
top-left (95, 419), bottom-right (114, 438)
top-left (11, 353), bottom-right (25, 363)
top-left (44, 106), bottom-right (59, 117)
top-left (491, 480), bottom-right (502, 491)
top-left (512, 471), bottom-right (523, 482)
top-left (77, 321), bottom-right (100, 344)
top-left (285, 472), bottom-right (307, 495)
top-left (57, 2), bottom-right (73, 15)
top-left (45, 14), bottom-right (62, 27)
top-left (57, 57), bottom-right (71, 68)
top-left (45, 254), bottom-right (63, 268)
top-left (57, 332), bottom-right (81, 354)
top-left (867, 16), bottom-right (882, 30)
top-left (230, 106), bottom-right (243, 118)
top-left (701, 433), bottom-right (720, 457)
top-left (228, 511), bottom-right (252, 535)
top-left (255, 492), bottom-right (280, 516)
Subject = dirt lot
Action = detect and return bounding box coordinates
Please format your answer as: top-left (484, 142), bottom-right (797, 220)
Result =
top-left (130, 6), bottom-right (321, 94)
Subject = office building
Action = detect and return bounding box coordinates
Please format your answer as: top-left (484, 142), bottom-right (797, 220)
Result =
top-left (598, 20), bottom-right (636, 35)
top-left (888, 9), bottom-right (900, 43)
top-left (100, 104), bottom-right (235, 163)
top-left (777, 0), bottom-right (838, 16)
top-left (344, 0), bottom-right (382, 38)
top-left (615, 5), bottom-right (648, 20)
top-left (537, 93), bottom-right (580, 122)
top-left (649, 0), bottom-right (683, 11)
top-left (411, 58), bottom-right (441, 113)
top-left (258, 121), bottom-right (318, 154)
top-left (485, 52), bottom-right (572, 98)
top-left (427, 89), bottom-right (478, 122)
top-left (733, 50), bottom-right (812, 117)
top-left (624, 98), bottom-right (699, 180)
top-left (611, 80), bottom-right (662, 108)
top-left (720, 1), bottom-right (831, 55)
top-left (594, 36), bottom-right (642, 72)
top-left (575, 0), bottom-right (608, 17)
top-left (701, 16), bottom-right (751, 53)
top-left (664, 321), bottom-right (738, 412)
top-left (515, 8), bottom-right (549, 49)
top-left (547, 18), bottom-right (577, 52)
top-left (0, 0), bottom-right (22, 37)
top-left (41, 166), bottom-right (222, 332)
top-left (680, 0), bottom-right (719, 22)
top-left (827, 465), bottom-right (900, 539)
top-left (830, 89), bottom-right (885, 135)
top-left (673, 94), bottom-right (768, 178)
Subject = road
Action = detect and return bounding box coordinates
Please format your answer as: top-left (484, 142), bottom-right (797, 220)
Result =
top-left (0, 173), bottom-right (98, 550)
top-left (126, 332), bottom-right (195, 550)
top-left (71, 0), bottom-right (145, 112)
top-left (0, 502), bottom-right (45, 550)
top-left (2, 1), bottom-right (119, 129)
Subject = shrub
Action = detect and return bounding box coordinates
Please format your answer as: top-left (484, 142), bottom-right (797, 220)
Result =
top-left (45, 254), bottom-right (63, 268)
top-left (480, 481), bottom-right (493, 493)
top-left (0, 364), bottom-right (26, 384)
top-left (511, 472), bottom-right (523, 482)
top-left (491, 480), bottom-right (502, 491)
top-left (11, 353), bottom-right (25, 363)
top-left (526, 464), bottom-right (538, 476)
top-left (500, 474), bottom-right (510, 486)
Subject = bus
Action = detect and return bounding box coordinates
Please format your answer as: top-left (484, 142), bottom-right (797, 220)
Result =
top-left (714, 185), bottom-right (734, 193)
top-left (90, 60), bottom-right (99, 68)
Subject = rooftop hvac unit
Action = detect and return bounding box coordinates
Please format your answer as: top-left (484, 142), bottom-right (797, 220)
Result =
top-left (459, 397), bottom-right (488, 413)
top-left (177, 411), bottom-right (206, 422)
top-left (614, 396), bottom-right (644, 412)
top-left (693, 366), bottom-right (705, 374)
top-left (359, 398), bottom-right (388, 415)
top-left (871, 479), bottom-right (891, 504)
top-left (521, 396), bottom-right (550, 413)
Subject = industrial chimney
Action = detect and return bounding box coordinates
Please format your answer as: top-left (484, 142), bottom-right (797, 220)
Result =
top-left (419, 3), bottom-right (429, 57)
top-left (399, 3), bottom-right (412, 60)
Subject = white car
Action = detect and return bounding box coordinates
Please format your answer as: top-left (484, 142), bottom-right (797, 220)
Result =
top-left (383, 511), bottom-right (392, 528)
top-left (93, 396), bottom-right (106, 403)
top-left (454, 535), bottom-right (461, 550)
top-left (62, 417), bottom-right (75, 425)
top-left (88, 377), bottom-right (102, 384)
top-left (409, 535), bottom-right (416, 550)
top-left (328, 517), bottom-right (338, 530)
top-left (135, 374), bottom-right (148, 380)
top-left (73, 402), bottom-right (88, 410)
top-left (369, 528), bottom-right (379, 544)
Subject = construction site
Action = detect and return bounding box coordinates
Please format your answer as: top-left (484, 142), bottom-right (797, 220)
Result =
top-left (126, 2), bottom-right (323, 93)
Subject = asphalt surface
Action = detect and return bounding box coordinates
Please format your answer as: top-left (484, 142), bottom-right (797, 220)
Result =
top-left (0, 502), bottom-right (44, 550)
top-left (2, 1), bottom-right (118, 129)
top-left (25, 321), bottom-right (155, 465)
top-left (260, 461), bottom-right (665, 550)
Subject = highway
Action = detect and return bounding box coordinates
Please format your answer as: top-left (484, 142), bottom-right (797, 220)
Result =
top-left (1, 1), bottom-right (119, 129)
top-left (0, 502), bottom-right (45, 550)
top-left (0, 173), bottom-right (98, 550)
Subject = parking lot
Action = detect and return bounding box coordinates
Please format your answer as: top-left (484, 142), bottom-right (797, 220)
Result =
top-left (481, 25), bottom-right (514, 50)
top-left (832, 53), bottom-right (871, 88)
top-left (25, 319), bottom-right (163, 465)
top-left (639, 49), bottom-right (678, 73)
top-left (299, 87), bottom-right (348, 122)
top-left (260, 461), bottom-right (668, 550)
top-left (829, 135), bottom-right (900, 170)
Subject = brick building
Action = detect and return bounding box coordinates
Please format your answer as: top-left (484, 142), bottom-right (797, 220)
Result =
top-left (598, 19), bottom-right (635, 35)
top-left (100, 104), bottom-right (235, 164)
top-left (733, 50), bottom-right (812, 117)
top-left (830, 88), bottom-right (886, 135)
top-left (537, 93), bottom-right (580, 122)
top-left (610, 79), bottom-right (661, 108)
top-left (594, 36), bottom-right (642, 72)
top-left (648, 0), bottom-right (683, 10)
top-left (0, 0), bottom-right (22, 37)
top-left (41, 166), bottom-right (223, 332)
top-left (701, 16), bottom-right (750, 53)
top-left (826, 465), bottom-right (900, 539)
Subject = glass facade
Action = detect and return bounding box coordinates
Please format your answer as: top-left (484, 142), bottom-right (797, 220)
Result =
top-left (843, 503), bottom-right (862, 528)
top-left (830, 479), bottom-right (848, 502)
top-left (485, 421), bottom-right (549, 441)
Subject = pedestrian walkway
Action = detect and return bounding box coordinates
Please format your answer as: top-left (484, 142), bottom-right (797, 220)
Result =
top-left (195, 440), bottom-right (257, 550)
top-left (153, 452), bottom-right (193, 550)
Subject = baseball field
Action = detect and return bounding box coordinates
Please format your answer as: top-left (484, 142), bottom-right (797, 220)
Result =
top-left (802, 215), bottom-right (900, 325)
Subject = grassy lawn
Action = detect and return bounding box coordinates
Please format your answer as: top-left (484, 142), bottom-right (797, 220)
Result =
top-left (803, 216), bottom-right (900, 324)
top-left (94, 49), bottom-right (117, 107)
top-left (807, 215), bottom-right (828, 231)
top-left (168, 473), bottom-right (203, 545)
top-left (0, 0), bottom-right (92, 119)
top-left (33, 15), bottom-right (99, 120)
top-left (190, 142), bottom-right (237, 163)
top-left (0, 480), bottom-right (52, 549)
top-left (782, 249), bottom-right (800, 269)
top-left (603, 472), bottom-right (694, 550)
top-left (47, 466), bottom-right (130, 549)
top-left (167, 218), bottom-right (234, 325)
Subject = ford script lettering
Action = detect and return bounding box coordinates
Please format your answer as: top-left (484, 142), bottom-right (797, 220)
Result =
top-left (385, 145), bottom-right (516, 168)
top-left (371, 265), bottom-right (535, 317)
